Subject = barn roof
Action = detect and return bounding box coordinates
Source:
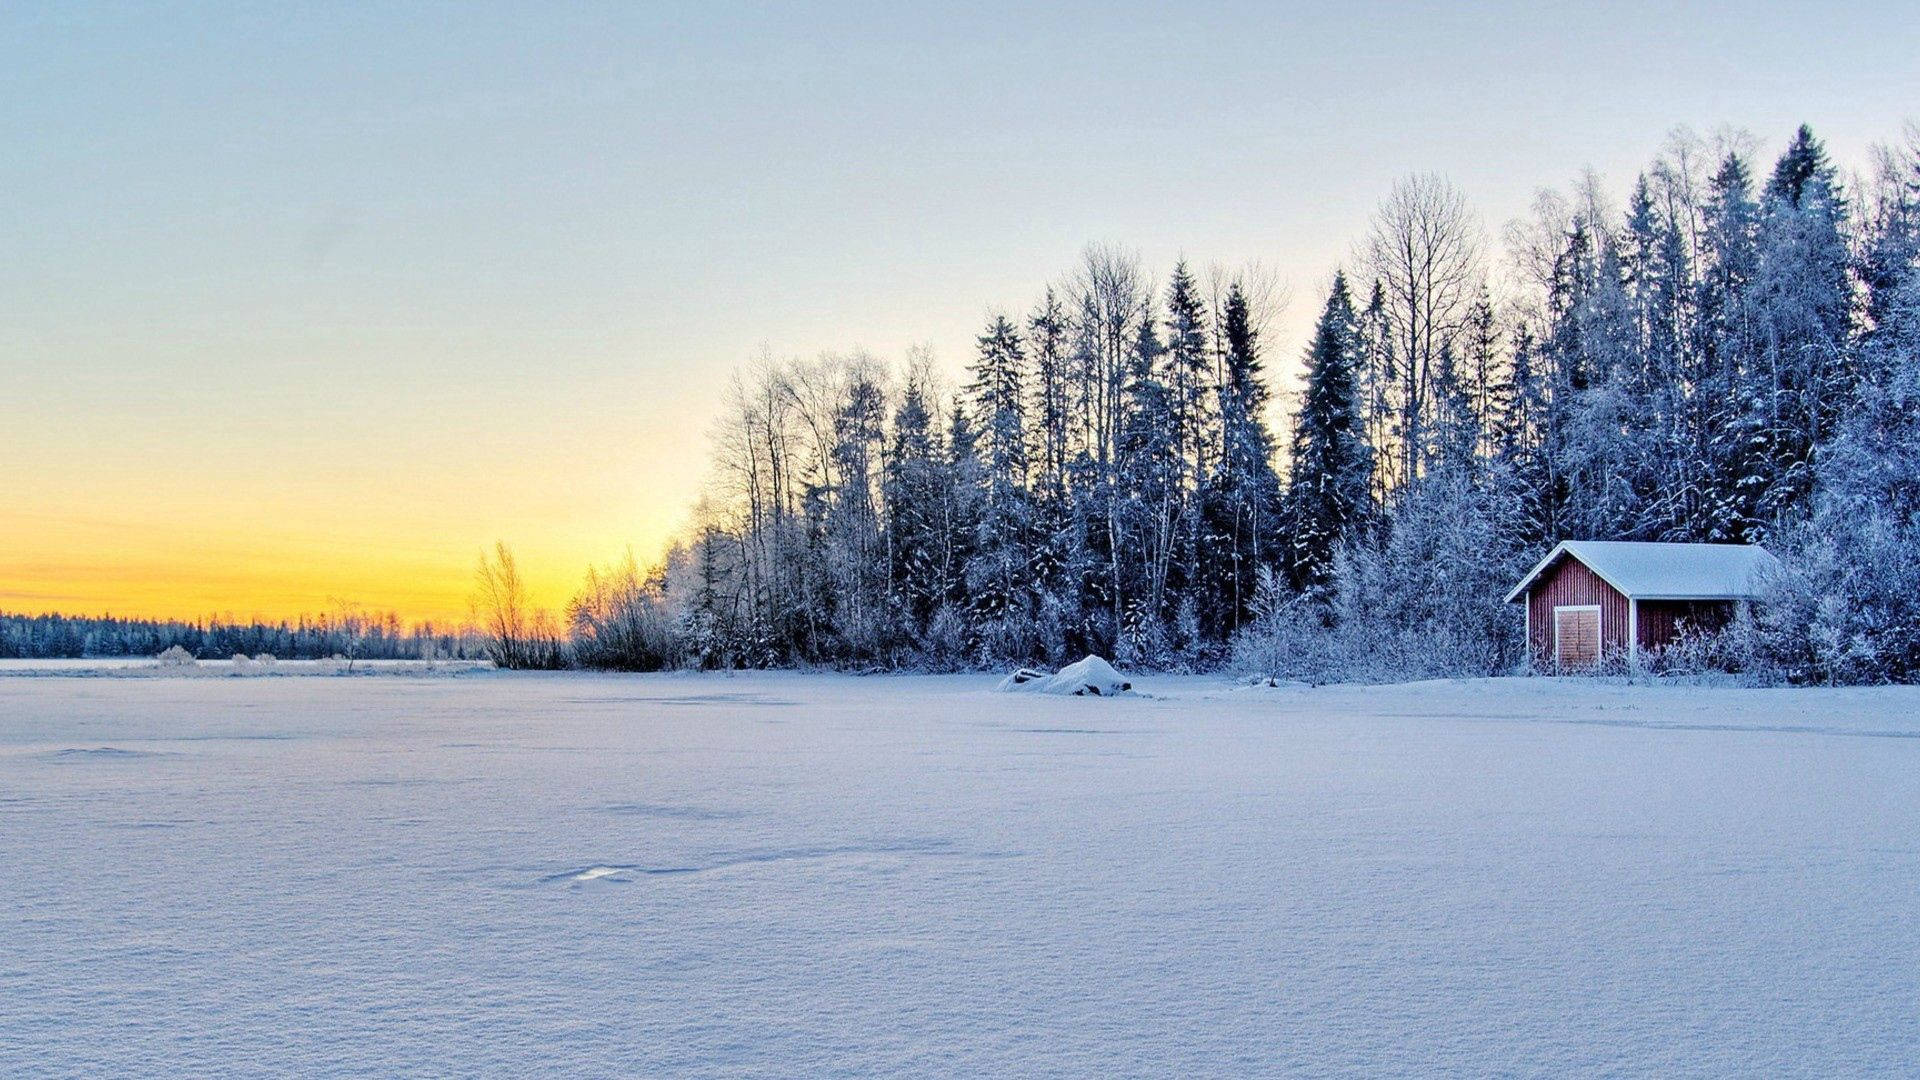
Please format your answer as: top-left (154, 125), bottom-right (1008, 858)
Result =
top-left (1504, 541), bottom-right (1781, 604)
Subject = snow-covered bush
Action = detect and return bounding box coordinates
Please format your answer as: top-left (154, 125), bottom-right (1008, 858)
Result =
top-left (1233, 473), bottom-right (1529, 684)
top-left (1747, 324), bottom-right (1920, 685)
top-left (568, 557), bottom-right (674, 672)
top-left (1332, 474), bottom-right (1530, 680)
top-left (1115, 601), bottom-right (1176, 671)
top-left (1230, 580), bottom-right (1345, 684)
top-left (228, 652), bottom-right (279, 675)
top-left (1745, 521), bottom-right (1920, 685)
top-left (920, 605), bottom-right (969, 670)
top-left (156, 645), bottom-right (197, 667)
top-left (1653, 616), bottom-right (1773, 684)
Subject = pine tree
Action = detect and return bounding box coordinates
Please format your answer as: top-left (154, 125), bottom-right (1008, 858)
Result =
top-left (1463, 290), bottom-right (1502, 457)
top-left (1356, 279), bottom-right (1398, 504)
top-left (1750, 124), bottom-right (1853, 529)
top-left (827, 369), bottom-right (887, 655)
top-left (965, 316), bottom-right (1037, 659)
top-left (1284, 274), bottom-right (1373, 604)
top-left (969, 316), bottom-right (1030, 499)
top-left (884, 376), bottom-right (948, 646)
top-left (1428, 343), bottom-right (1481, 479)
top-left (1161, 261), bottom-right (1213, 483)
top-left (1027, 287), bottom-right (1072, 501)
top-left (1026, 287), bottom-right (1077, 656)
top-left (1495, 325), bottom-right (1553, 543)
top-left (1205, 280), bottom-right (1282, 635)
top-left (1697, 150), bottom-right (1766, 540)
top-left (1621, 170), bottom-right (1703, 537)
top-left (1767, 124), bottom-right (1830, 208)
top-left (1860, 134), bottom-right (1920, 336)
top-left (1115, 302), bottom-right (1177, 662)
top-left (945, 400), bottom-right (983, 603)
top-left (1159, 260), bottom-right (1213, 649)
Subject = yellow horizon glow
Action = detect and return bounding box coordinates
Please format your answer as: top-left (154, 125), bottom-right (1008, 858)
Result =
top-left (2, 367), bottom-right (708, 626)
top-left (0, 500), bottom-right (674, 627)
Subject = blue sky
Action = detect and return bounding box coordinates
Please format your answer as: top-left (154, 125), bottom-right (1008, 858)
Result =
top-left (2, 2), bottom-right (1915, 618)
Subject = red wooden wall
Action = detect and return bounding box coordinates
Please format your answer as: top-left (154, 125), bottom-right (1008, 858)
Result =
top-left (1635, 599), bottom-right (1734, 652)
top-left (1526, 556), bottom-right (1630, 666)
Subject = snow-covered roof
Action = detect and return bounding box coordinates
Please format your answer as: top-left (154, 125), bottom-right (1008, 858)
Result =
top-left (1504, 541), bottom-right (1780, 603)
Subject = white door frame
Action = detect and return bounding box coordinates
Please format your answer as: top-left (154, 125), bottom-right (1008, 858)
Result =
top-left (1524, 597), bottom-right (1532, 665)
top-left (1553, 604), bottom-right (1602, 671)
top-left (1628, 598), bottom-right (1639, 666)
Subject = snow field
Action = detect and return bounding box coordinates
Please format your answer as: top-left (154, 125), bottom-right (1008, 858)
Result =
top-left (1, 672), bottom-right (1916, 1077)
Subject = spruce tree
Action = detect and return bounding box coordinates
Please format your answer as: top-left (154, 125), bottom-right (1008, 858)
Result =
top-left (884, 377), bottom-right (948, 643)
top-left (1751, 124), bottom-right (1853, 530)
top-left (1027, 288), bottom-right (1072, 501)
top-left (965, 316), bottom-right (1037, 659)
top-left (1026, 287), bottom-right (1077, 654)
top-left (1767, 124), bottom-right (1831, 209)
top-left (827, 370), bottom-right (887, 654)
top-left (1115, 303), bottom-right (1177, 661)
top-left (1161, 261), bottom-right (1212, 481)
top-left (1160, 261), bottom-right (1213, 649)
top-left (1285, 273), bottom-right (1372, 604)
top-left (1698, 150), bottom-right (1766, 539)
top-left (1206, 280), bottom-right (1282, 636)
top-left (969, 316), bottom-right (1030, 500)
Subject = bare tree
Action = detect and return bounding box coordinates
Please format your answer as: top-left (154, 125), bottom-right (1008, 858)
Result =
top-left (1362, 173), bottom-right (1482, 490)
top-left (327, 597), bottom-right (369, 673)
top-left (1070, 242), bottom-right (1147, 469)
top-left (472, 541), bottom-right (531, 668)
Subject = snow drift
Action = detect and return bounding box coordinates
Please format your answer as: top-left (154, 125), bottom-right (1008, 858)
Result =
top-left (996, 655), bottom-right (1133, 696)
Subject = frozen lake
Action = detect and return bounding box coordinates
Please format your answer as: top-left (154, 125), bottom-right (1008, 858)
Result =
top-left (2, 671), bottom-right (1917, 1077)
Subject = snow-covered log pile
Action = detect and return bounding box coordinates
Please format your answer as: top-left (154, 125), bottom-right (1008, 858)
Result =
top-left (996, 655), bottom-right (1133, 696)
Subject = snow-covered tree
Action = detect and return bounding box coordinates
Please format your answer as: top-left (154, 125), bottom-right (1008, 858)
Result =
top-left (965, 316), bottom-right (1039, 659)
top-left (1284, 273), bottom-right (1372, 604)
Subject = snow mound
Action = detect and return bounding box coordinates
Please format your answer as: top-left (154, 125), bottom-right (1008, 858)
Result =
top-left (997, 655), bottom-right (1134, 696)
top-left (155, 645), bottom-right (196, 667)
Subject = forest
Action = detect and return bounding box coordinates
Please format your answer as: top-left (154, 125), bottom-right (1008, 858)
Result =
top-left (510, 122), bottom-right (1917, 685)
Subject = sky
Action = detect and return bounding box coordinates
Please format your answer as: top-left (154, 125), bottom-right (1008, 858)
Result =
top-left (3, 2), bottom-right (1915, 624)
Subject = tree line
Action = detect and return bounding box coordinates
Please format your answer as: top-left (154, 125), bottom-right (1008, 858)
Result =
top-left (0, 609), bottom-right (481, 663)
top-left (499, 122), bottom-right (1918, 682)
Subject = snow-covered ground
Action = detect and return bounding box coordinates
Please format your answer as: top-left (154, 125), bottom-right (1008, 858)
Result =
top-left (2, 671), bottom-right (1917, 1077)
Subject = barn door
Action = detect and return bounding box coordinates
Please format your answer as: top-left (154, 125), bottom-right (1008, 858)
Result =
top-left (1554, 606), bottom-right (1601, 671)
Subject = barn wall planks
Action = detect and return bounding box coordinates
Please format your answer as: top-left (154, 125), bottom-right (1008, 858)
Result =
top-left (1635, 599), bottom-right (1734, 652)
top-left (1526, 556), bottom-right (1630, 664)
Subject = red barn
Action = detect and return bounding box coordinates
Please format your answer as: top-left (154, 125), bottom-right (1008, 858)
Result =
top-left (1504, 541), bottom-right (1779, 671)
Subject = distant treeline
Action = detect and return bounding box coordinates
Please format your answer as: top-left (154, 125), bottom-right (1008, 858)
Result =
top-left (0, 611), bottom-right (484, 661)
